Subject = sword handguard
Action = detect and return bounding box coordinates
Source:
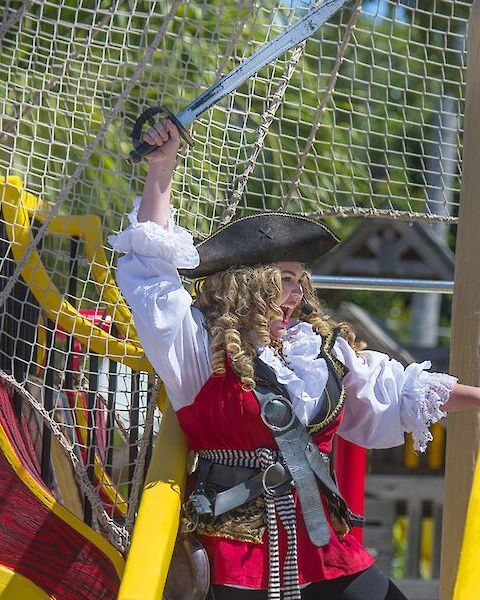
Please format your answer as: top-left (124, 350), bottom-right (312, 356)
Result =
top-left (128, 105), bottom-right (194, 164)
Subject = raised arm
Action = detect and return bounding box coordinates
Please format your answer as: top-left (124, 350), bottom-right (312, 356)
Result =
top-left (137, 118), bottom-right (180, 227)
top-left (108, 120), bottom-right (211, 411)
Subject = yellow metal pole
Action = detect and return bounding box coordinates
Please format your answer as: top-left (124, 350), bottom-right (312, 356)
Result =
top-left (427, 423), bottom-right (444, 471)
top-left (440, 2), bottom-right (480, 597)
top-left (404, 434), bottom-right (420, 469)
top-left (453, 446), bottom-right (480, 599)
top-left (118, 403), bottom-right (187, 600)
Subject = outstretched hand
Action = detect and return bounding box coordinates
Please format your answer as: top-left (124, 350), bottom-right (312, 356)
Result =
top-left (142, 119), bottom-right (180, 167)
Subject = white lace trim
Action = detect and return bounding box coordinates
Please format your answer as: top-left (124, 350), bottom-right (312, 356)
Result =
top-left (256, 321), bottom-right (329, 425)
top-left (401, 368), bottom-right (456, 452)
top-left (108, 196), bottom-right (199, 269)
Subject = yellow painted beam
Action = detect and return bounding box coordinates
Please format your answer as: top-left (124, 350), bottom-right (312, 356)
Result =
top-left (1, 176), bottom-right (134, 341)
top-left (0, 176), bottom-right (151, 371)
top-left (118, 402), bottom-right (187, 600)
top-left (0, 565), bottom-right (50, 599)
top-left (453, 443), bottom-right (480, 600)
top-left (0, 418), bottom-right (125, 579)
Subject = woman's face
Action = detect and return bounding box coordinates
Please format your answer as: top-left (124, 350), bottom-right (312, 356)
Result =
top-left (269, 261), bottom-right (304, 340)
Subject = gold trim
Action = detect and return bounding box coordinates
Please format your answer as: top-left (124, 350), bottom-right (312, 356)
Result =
top-left (322, 330), bottom-right (348, 379)
top-left (198, 525), bottom-right (265, 545)
top-left (307, 330), bottom-right (347, 433)
top-left (196, 496), bottom-right (267, 544)
top-left (308, 386), bottom-right (346, 434)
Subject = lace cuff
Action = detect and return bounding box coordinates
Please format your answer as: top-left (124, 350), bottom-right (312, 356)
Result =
top-left (108, 197), bottom-right (199, 269)
top-left (401, 366), bottom-right (457, 452)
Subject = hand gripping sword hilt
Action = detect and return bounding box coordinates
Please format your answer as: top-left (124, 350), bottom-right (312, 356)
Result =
top-left (128, 105), bottom-right (194, 164)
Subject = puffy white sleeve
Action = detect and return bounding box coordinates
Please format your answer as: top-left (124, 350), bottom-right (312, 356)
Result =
top-left (333, 336), bottom-right (457, 452)
top-left (108, 197), bottom-right (212, 411)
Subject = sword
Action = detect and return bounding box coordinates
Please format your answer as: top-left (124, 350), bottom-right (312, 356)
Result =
top-left (129, 0), bottom-right (350, 164)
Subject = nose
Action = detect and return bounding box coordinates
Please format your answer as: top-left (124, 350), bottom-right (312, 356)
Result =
top-left (291, 283), bottom-right (303, 297)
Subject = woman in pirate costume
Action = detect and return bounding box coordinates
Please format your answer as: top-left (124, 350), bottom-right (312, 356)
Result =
top-left (110, 121), bottom-right (480, 600)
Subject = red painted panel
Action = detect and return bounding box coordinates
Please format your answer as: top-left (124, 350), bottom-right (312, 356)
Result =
top-left (0, 384), bottom-right (121, 599)
top-left (334, 436), bottom-right (367, 544)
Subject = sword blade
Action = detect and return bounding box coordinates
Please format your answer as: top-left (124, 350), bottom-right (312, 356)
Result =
top-left (175, 0), bottom-right (350, 128)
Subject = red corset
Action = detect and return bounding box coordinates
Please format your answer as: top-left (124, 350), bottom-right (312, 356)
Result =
top-left (176, 366), bottom-right (374, 588)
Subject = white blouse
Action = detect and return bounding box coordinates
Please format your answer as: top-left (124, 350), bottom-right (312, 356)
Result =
top-left (109, 198), bottom-right (456, 453)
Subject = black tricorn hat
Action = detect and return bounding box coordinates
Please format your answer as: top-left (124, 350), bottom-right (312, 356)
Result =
top-left (179, 212), bottom-right (340, 278)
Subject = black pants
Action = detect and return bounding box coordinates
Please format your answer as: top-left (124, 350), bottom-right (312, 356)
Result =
top-left (210, 564), bottom-right (408, 600)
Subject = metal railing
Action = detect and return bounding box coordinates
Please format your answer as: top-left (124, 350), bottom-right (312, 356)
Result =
top-left (312, 275), bottom-right (454, 294)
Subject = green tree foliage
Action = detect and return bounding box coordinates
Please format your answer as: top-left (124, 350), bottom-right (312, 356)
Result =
top-left (0, 1), bottom-right (467, 330)
top-left (0, 1), bottom-right (467, 223)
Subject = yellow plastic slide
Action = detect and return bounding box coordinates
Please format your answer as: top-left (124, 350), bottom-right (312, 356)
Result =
top-left (118, 400), bottom-right (187, 600)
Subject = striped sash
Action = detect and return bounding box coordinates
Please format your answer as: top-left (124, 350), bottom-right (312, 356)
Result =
top-left (198, 448), bottom-right (301, 599)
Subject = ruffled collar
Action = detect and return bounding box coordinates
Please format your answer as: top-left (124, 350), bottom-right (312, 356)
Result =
top-left (256, 321), bottom-right (329, 424)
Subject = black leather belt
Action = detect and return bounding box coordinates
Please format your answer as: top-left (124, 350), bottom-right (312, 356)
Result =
top-left (188, 456), bottom-right (292, 518)
top-left (195, 458), bottom-right (257, 488)
top-left (187, 449), bottom-right (363, 532)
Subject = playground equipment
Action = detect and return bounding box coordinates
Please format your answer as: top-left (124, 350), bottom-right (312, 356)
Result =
top-left (1, 1), bottom-right (479, 598)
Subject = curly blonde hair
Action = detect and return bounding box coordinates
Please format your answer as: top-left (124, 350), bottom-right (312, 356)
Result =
top-left (193, 264), bottom-right (364, 389)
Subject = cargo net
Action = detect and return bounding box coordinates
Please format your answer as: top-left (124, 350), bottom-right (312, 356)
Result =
top-left (0, 0), bottom-right (471, 549)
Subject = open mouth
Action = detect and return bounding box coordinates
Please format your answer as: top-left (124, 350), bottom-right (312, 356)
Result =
top-left (281, 305), bottom-right (291, 324)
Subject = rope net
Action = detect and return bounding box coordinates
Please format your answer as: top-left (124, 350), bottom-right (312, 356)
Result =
top-left (0, 0), bottom-right (471, 549)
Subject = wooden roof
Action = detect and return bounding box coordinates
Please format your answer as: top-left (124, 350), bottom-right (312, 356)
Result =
top-left (312, 219), bottom-right (454, 280)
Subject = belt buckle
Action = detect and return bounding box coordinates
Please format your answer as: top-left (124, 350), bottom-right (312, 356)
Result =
top-left (186, 450), bottom-right (199, 475)
top-left (261, 462), bottom-right (289, 496)
top-left (260, 395), bottom-right (296, 432)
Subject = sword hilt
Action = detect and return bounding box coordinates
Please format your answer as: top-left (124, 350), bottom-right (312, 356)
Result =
top-left (128, 105), bottom-right (194, 164)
